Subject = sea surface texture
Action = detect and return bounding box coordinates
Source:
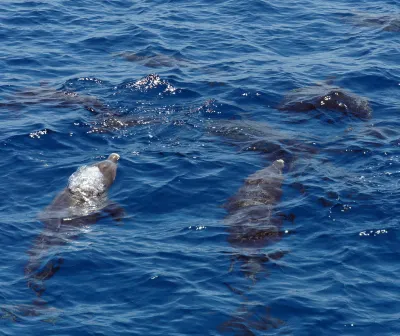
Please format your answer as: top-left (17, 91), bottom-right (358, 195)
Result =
top-left (1, 0), bottom-right (399, 335)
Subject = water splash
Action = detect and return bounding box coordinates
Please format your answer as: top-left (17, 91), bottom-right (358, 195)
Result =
top-left (68, 166), bottom-right (106, 199)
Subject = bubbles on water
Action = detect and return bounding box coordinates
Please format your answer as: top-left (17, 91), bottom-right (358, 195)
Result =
top-left (68, 165), bottom-right (105, 199)
top-left (359, 229), bottom-right (388, 237)
top-left (127, 74), bottom-right (176, 94)
top-left (341, 204), bottom-right (352, 212)
top-left (194, 99), bottom-right (219, 115)
top-left (77, 77), bottom-right (104, 84)
top-left (29, 129), bottom-right (48, 138)
top-left (188, 225), bottom-right (207, 231)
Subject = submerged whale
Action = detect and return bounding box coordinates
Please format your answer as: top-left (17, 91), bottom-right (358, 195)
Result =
top-left (219, 159), bottom-right (288, 333)
top-left (25, 153), bottom-right (123, 296)
top-left (224, 159), bottom-right (288, 281)
top-left (346, 12), bottom-right (400, 33)
top-left (117, 51), bottom-right (189, 68)
top-left (209, 119), bottom-right (318, 172)
top-left (0, 84), bottom-right (113, 115)
top-left (224, 159), bottom-right (286, 249)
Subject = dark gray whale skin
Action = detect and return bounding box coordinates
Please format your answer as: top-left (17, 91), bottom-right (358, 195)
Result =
top-left (278, 86), bottom-right (372, 120)
top-left (224, 159), bottom-right (285, 250)
top-left (25, 153), bottom-right (123, 296)
top-left (219, 159), bottom-right (288, 333)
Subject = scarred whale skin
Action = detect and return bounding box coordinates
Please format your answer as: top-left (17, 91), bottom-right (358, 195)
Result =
top-left (278, 86), bottom-right (372, 120)
top-left (224, 159), bottom-right (285, 249)
top-left (25, 153), bottom-right (122, 296)
top-left (220, 159), bottom-right (288, 333)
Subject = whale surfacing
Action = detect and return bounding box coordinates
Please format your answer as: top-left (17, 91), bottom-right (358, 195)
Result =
top-left (278, 85), bottom-right (372, 120)
top-left (25, 153), bottom-right (123, 297)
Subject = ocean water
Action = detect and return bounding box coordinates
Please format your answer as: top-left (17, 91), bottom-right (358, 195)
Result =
top-left (1, 0), bottom-right (400, 335)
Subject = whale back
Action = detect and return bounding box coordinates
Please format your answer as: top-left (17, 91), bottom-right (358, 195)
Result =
top-left (224, 159), bottom-right (285, 249)
top-left (278, 85), bottom-right (372, 120)
top-left (224, 159), bottom-right (284, 213)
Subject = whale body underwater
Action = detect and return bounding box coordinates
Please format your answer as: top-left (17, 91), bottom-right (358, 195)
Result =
top-left (218, 159), bottom-right (288, 333)
top-left (224, 159), bottom-right (285, 248)
top-left (25, 153), bottom-right (123, 296)
top-left (223, 159), bottom-right (288, 282)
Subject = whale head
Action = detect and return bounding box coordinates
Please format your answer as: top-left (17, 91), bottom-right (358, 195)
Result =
top-left (95, 153), bottom-right (120, 189)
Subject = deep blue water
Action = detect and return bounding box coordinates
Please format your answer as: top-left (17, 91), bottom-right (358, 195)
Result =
top-left (1, 0), bottom-right (400, 335)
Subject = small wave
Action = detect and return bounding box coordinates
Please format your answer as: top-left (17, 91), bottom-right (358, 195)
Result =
top-left (120, 74), bottom-right (177, 94)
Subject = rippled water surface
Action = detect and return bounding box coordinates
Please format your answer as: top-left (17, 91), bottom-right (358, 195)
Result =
top-left (1, 0), bottom-right (400, 335)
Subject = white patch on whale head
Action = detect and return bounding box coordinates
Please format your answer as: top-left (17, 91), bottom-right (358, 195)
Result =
top-left (68, 165), bottom-right (106, 199)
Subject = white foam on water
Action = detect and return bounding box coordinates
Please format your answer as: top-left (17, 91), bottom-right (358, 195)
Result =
top-left (68, 165), bottom-right (105, 199)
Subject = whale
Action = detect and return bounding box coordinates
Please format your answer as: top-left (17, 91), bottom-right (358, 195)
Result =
top-left (117, 51), bottom-right (189, 68)
top-left (0, 84), bottom-right (113, 115)
top-left (224, 159), bottom-right (288, 280)
top-left (25, 153), bottom-right (123, 296)
top-left (219, 159), bottom-right (289, 333)
top-left (344, 12), bottom-right (400, 33)
top-left (278, 85), bottom-right (372, 120)
top-left (209, 119), bottom-right (318, 172)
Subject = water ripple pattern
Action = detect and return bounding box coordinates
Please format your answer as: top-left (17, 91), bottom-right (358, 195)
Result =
top-left (1, 0), bottom-right (399, 335)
